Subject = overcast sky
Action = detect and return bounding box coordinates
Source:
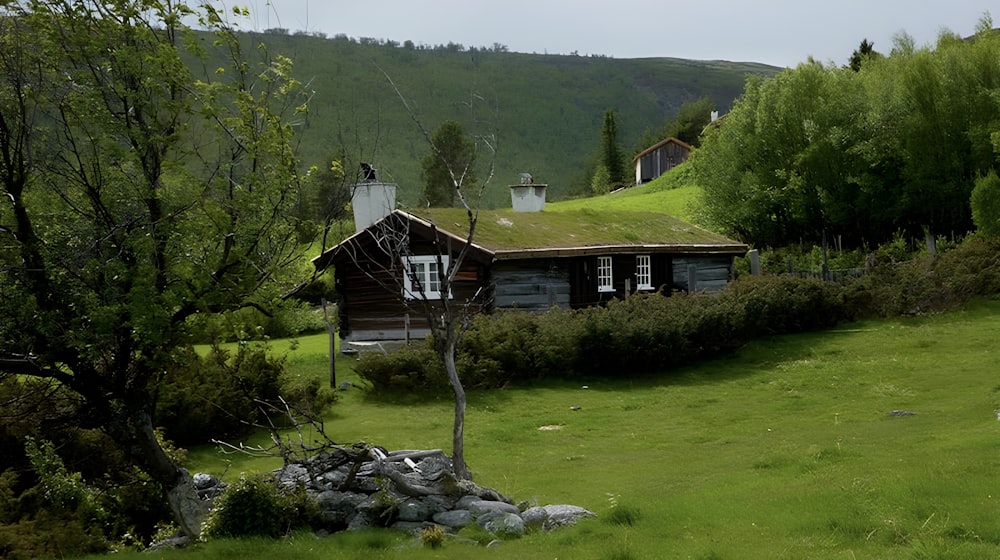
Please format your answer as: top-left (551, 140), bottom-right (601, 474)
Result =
top-left (216, 1), bottom-right (993, 67)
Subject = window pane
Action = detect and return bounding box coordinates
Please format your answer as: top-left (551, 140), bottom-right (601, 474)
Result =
top-left (413, 262), bottom-right (426, 291)
top-left (598, 256), bottom-right (613, 291)
top-left (428, 261), bottom-right (440, 292)
top-left (636, 255), bottom-right (651, 288)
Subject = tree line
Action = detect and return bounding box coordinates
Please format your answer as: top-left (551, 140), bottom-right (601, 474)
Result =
top-left (692, 15), bottom-right (1000, 249)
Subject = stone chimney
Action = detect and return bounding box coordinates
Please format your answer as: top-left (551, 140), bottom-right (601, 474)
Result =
top-left (351, 164), bottom-right (396, 233)
top-left (509, 172), bottom-right (547, 212)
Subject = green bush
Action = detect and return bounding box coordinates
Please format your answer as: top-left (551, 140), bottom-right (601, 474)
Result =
top-left (972, 170), bottom-right (1000, 239)
top-left (202, 475), bottom-right (288, 539)
top-left (846, 233), bottom-right (1000, 316)
top-left (0, 511), bottom-right (107, 560)
top-left (355, 340), bottom-right (446, 391)
top-left (156, 345), bottom-right (288, 446)
top-left (185, 301), bottom-right (328, 344)
top-left (202, 475), bottom-right (320, 540)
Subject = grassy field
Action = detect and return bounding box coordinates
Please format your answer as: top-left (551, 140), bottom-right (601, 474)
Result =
top-left (546, 167), bottom-right (703, 224)
top-left (123, 297), bottom-right (1000, 559)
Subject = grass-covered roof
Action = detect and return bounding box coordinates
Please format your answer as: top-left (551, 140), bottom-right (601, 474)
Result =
top-left (406, 207), bottom-right (745, 259)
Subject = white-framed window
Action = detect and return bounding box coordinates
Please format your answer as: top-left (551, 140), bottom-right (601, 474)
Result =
top-left (597, 256), bottom-right (614, 292)
top-left (636, 254), bottom-right (652, 290)
top-left (403, 255), bottom-right (450, 300)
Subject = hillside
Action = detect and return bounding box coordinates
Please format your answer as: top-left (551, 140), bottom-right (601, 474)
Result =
top-left (546, 163), bottom-right (704, 223)
top-left (236, 33), bottom-right (779, 207)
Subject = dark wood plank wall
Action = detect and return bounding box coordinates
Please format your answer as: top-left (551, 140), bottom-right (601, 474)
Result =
top-left (570, 254), bottom-right (675, 306)
top-left (336, 250), bottom-right (485, 340)
top-left (671, 256), bottom-right (734, 292)
top-left (491, 260), bottom-right (571, 311)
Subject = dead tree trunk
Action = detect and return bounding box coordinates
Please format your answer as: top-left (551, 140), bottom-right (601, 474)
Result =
top-left (443, 339), bottom-right (469, 480)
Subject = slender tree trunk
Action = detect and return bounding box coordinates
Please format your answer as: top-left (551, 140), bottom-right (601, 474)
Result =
top-left (131, 411), bottom-right (207, 538)
top-left (442, 339), bottom-right (470, 480)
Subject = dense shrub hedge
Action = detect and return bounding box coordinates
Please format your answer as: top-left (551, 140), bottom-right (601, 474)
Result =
top-left (358, 235), bottom-right (1000, 392)
top-left (358, 275), bottom-right (850, 391)
top-left (156, 344), bottom-right (335, 446)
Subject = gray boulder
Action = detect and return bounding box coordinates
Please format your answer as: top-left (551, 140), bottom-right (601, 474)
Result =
top-left (484, 512), bottom-right (525, 537)
top-left (467, 499), bottom-right (521, 518)
top-left (540, 504), bottom-right (596, 531)
top-left (396, 497), bottom-right (444, 522)
top-left (433, 509), bottom-right (473, 528)
top-left (519, 505), bottom-right (548, 530)
top-left (316, 490), bottom-right (368, 524)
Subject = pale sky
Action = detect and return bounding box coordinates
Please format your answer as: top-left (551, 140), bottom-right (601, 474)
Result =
top-left (213, 0), bottom-right (993, 67)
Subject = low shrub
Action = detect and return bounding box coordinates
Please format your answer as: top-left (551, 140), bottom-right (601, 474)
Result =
top-left (156, 344), bottom-right (289, 446)
top-left (846, 234), bottom-right (1000, 316)
top-left (202, 475), bottom-right (290, 539)
top-left (420, 524), bottom-right (447, 548)
top-left (185, 301), bottom-right (328, 344)
top-left (201, 476), bottom-right (321, 541)
top-left (355, 340), bottom-right (446, 391)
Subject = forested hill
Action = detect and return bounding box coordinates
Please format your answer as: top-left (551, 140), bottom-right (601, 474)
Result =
top-left (244, 32), bottom-right (779, 206)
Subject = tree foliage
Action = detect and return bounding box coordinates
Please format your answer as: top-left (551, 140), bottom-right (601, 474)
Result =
top-left (694, 19), bottom-right (1000, 248)
top-left (662, 96), bottom-right (715, 147)
top-left (0, 0), bottom-right (308, 538)
top-left (421, 120), bottom-right (477, 207)
top-left (848, 38), bottom-right (881, 71)
top-left (600, 109), bottom-right (626, 186)
top-left (972, 171), bottom-right (1000, 238)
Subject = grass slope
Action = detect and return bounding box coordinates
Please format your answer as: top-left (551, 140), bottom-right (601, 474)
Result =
top-left (154, 297), bottom-right (1000, 559)
top-left (211, 33), bottom-right (778, 205)
top-left (546, 163), bottom-right (705, 224)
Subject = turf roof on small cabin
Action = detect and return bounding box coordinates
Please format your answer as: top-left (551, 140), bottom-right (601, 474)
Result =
top-left (406, 207), bottom-right (747, 260)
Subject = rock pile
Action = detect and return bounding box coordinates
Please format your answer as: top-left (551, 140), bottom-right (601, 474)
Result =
top-left (264, 446), bottom-right (595, 537)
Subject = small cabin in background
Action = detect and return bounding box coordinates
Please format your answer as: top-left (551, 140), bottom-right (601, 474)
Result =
top-left (313, 175), bottom-right (746, 350)
top-left (633, 137), bottom-right (692, 184)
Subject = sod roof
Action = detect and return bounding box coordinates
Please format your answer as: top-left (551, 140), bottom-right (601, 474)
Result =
top-left (407, 207), bottom-right (746, 259)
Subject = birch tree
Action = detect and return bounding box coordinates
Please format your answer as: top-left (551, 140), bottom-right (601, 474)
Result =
top-left (340, 74), bottom-right (496, 480)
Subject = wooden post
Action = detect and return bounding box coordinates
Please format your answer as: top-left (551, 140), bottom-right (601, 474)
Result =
top-left (925, 230), bottom-right (937, 257)
top-left (322, 298), bottom-right (336, 388)
top-left (687, 264), bottom-right (697, 293)
top-left (748, 249), bottom-right (761, 276)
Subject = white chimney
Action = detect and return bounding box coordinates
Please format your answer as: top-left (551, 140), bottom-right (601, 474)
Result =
top-left (351, 182), bottom-right (397, 233)
top-left (510, 173), bottom-right (546, 212)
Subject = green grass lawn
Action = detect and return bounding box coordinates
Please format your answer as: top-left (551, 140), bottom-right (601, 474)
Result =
top-left (129, 298), bottom-right (1000, 559)
top-left (546, 163), bottom-right (704, 224)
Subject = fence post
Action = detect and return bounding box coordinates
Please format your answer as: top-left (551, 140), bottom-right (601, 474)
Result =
top-left (748, 249), bottom-right (761, 276)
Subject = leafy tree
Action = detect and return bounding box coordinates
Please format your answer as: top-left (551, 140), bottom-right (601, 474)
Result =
top-left (591, 164), bottom-right (612, 195)
top-left (695, 19), bottom-right (1000, 248)
top-left (0, 1), bottom-right (307, 538)
top-left (694, 63), bottom-right (868, 246)
top-left (848, 38), bottom-right (881, 71)
top-left (972, 171), bottom-right (1000, 238)
top-left (600, 109), bottom-right (626, 186)
top-left (421, 120), bottom-right (477, 207)
top-left (661, 96), bottom-right (715, 147)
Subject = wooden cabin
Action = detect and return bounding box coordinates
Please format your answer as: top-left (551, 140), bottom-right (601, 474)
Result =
top-left (634, 137), bottom-right (692, 184)
top-left (312, 181), bottom-right (746, 350)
